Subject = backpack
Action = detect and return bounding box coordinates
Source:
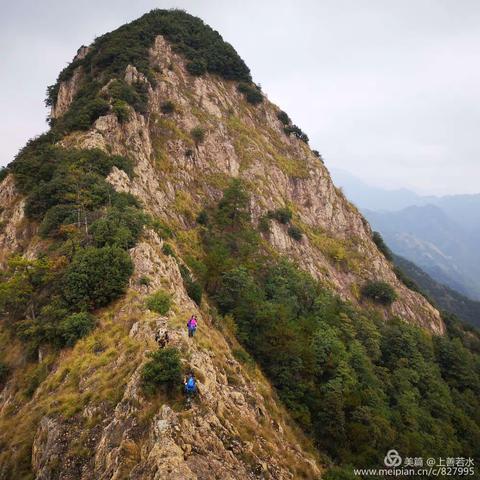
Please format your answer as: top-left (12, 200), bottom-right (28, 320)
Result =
top-left (187, 377), bottom-right (195, 389)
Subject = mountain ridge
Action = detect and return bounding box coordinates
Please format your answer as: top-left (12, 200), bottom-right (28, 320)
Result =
top-left (4, 9), bottom-right (480, 480)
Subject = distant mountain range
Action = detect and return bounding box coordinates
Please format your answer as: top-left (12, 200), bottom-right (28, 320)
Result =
top-left (332, 169), bottom-right (480, 301)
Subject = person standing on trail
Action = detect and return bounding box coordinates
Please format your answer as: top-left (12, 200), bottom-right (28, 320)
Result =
top-left (187, 315), bottom-right (198, 337)
top-left (155, 331), bottom-right (169, 348)
top-left (184, 372), bottom-right (197, 397)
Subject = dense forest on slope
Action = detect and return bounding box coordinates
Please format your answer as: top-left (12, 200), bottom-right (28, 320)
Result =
top-left (195, 181), bottom-right (480, 474)
top-left (0, 144), bottom-right (142, 352)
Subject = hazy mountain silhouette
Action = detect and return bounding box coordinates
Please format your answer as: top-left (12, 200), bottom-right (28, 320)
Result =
top-left (393, 254), bottom-right (480, 327)
top-left (332, 169), bottom-right (480, 299)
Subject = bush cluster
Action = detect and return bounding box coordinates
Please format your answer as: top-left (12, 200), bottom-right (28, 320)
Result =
top-left (141, 347), bottom-right (183, 395)
top-left (258, 215), bottom-right (271, 234)
top-left (276, 110), bottom-right (309, 143)
top-left (146, 290), bottom-right (172, 315)
top-left (276, 110), bottom-right (291, 125)
top-left (91, 207), bottom-right (147, 249)
top-left (267, 207), bottom-right (302, 240)
top-left (179, 265), bottom-right (202, 305)
top-left (186, 58), bottom-right (207, 76)
top-left (284, 124), bottom-right (309, 143)
top-left (237, 83), bottom-right (263, 105)
top-left (269, 207), bottom-right (292, 224)
top-left (190, 126), bottom-right (206, 145)
top-left (0, 167), bottom-right (9, 183)
top-left (287, 225), bottom-right (303, 241)
top-left (59, 312), bottom-right (96, 347)
top-left (63, 247), bottom-right (133, 310)
top-left (107, 79), bottom-right (148, 114)
top-left (161, 243), bottom-right (176, 257)
top-left (112, 100), bottom-right (130, 123)
top-left (361, 280), bottom-right (397, 305)
top-left (0, 362), bottom-right (9, 385)
top-left (160, 100), bottom-right (175, 114)
top-left (196, 210), bottom-right (208, 226)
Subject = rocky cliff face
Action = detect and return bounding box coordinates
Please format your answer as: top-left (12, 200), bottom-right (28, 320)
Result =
top-left (0, 14), bottom-right (445, 480)
top-left (50, 34), bottom-right (442, 334)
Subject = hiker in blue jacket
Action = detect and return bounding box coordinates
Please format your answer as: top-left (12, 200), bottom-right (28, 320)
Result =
top-left (184, 372), bottom-right (197, 396)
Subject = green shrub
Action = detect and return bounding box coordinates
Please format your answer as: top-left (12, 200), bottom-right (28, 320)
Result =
top-left (59, 312), bottom-right (96, 346)
top-left (237, 82), bottom-right (263, 105)
top-left (141, 347), bottom-right (183, 395)
top-left (63, 246), bottom-right (133, 310)
top-left (111, 191), bottom-right (139, 207)
top-left (0, 256), bottom-right (54, 325)
top-left (190, 126), bottom-right (205, 145)
top-left (138, 275), bottom-right (151, 286)
top-left (90, 207), bottom-right (146, 249)
top-left (196, 210), bottom-right (208, 225)
top-left (162, 243), bottom-right (176, 257)
top-left (287, 225), bottom-right (303, 241)
top-left (258, 215), bottom-right (270, 233)
top-left (130, 82), bottom-right (149, 114)
top-left (179, 265), bottom-right (202, 305)
top-left (361, 281), bottom-right (397, 305)
top-left (393, 266), bottom-right (420, 292)
top-left (284, 124), bottom-right (309, 143)
top-left (312, 150), bottom-right (322, 161)
top-left (38, 204), bottom-right (76, 238)
top-left (186, 281), bottom-right (202, 306)
top-left (12, 146), bottom-right (133, 218)
top-left (0, 362), bottom-right (9, 385)
top-left (372, 231), bottom-right (393, 261)
top-left (146, 290), bottom-right (172, 315)
top-left (277, 110), bottom-right (291, 125)
top-left (112, 100), bottom-right (130, 123)
top-left (60, 86), bottom-right (110, 133)
top-left (160, 100), bottom-right (175, 114)
top-left (0, 167), bottom-right (8, 183)
top-left (149, 217), bottom-right (173, 239)
top-left (269, 207), bottom-right (292, 224)
top-left (106, 79), bottom-right (149, 115)
top-left (25, 363), bottom-right (49, 398)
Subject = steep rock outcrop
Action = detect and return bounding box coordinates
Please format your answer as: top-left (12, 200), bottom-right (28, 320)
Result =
top-left (23, 231), bottom-right (320, 479)
top-left (55, 34), bottom-right (443, 334)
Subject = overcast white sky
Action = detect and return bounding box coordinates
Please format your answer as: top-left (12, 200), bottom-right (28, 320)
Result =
top-left (1, 0), bottom-right (479, 195)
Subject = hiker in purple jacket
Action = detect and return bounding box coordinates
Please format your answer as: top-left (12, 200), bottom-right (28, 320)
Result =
top-left (187, 315), bottom-right (198, 337)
